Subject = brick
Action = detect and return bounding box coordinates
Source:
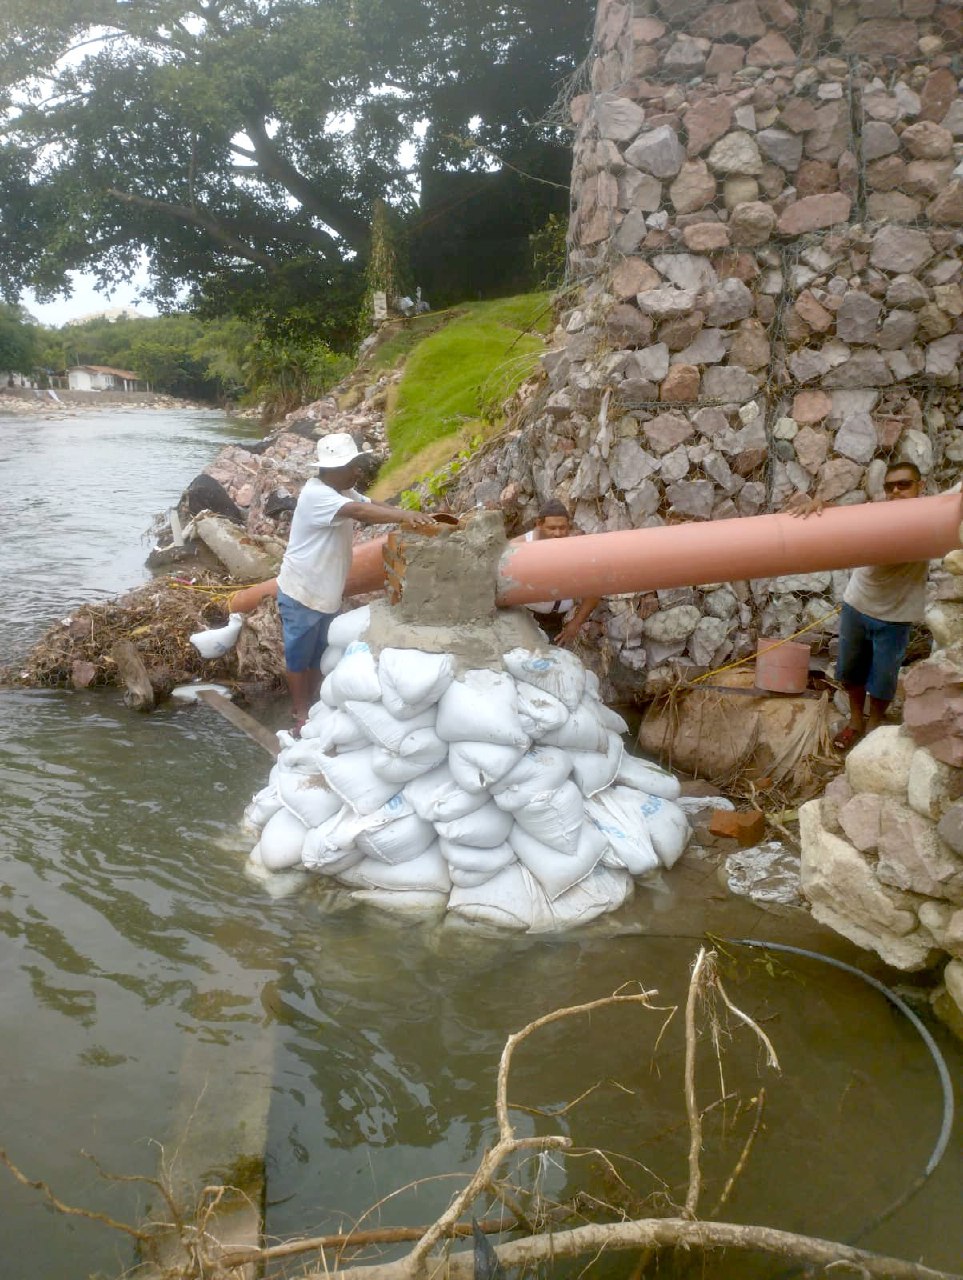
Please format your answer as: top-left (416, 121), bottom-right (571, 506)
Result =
top-left (708, 809), bottom-right (767, 845)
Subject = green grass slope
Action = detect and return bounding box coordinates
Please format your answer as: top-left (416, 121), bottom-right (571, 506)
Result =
top-left (370, 292), bottom-right (552, 497)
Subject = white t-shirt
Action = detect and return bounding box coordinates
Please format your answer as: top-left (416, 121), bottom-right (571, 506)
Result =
top-left (843, 561), bottom-right (929, 624)
top-left (522, 528), bottom-right (575, 616)
top-left (277, 480), bottom-right (364, 613)
top-left (842, 486), bottom-right (959, 623)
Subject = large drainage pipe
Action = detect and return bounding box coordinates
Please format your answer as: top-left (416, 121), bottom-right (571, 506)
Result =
top-left (343, 493), bottom-right (961, 603)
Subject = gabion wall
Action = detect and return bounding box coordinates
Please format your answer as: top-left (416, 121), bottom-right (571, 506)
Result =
top-left (450, 0), bottom-right (963, 696)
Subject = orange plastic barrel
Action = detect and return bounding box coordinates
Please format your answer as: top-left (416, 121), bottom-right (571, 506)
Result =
top-left (754, 639), bottom-right (811, 694)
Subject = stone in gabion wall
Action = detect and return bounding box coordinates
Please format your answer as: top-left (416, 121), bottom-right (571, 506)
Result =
top-left (447, 0), bottom-right (963, 697)
top-left (799, 552), bottom-right (963, 1029)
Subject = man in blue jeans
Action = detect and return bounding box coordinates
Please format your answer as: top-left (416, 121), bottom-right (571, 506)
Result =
top-left (788, 460), bottom-right (927, 751)
top-left (277, 432), bottom-right (434, 733)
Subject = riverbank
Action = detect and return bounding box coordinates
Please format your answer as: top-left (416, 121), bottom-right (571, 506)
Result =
top-left (0, 387), bottom-right (211, 417)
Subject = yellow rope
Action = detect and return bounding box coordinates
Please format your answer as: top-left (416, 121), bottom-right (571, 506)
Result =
top-left (688, 606), bottom-right (841, 687)
top-left (166, 579), bottom-right (263, 605)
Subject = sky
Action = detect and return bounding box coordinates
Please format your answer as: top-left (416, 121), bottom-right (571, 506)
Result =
top-left (21, 268), bottom-right (158, 327)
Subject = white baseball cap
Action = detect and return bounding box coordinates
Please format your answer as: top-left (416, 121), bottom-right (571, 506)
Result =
top-left (315, 432), bottom-right (361, 467)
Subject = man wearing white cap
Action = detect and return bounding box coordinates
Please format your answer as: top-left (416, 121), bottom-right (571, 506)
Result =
top-left (277, 432), bottom-right (434, 732)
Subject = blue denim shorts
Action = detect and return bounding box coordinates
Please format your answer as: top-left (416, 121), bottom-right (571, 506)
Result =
top-left (836, 602), bottom-right (911, 702)
top-left (276, 589), bottom-right (334, 672)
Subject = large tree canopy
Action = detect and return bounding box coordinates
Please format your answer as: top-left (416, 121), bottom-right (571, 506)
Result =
top-left (0, 0), bottom-right (588, 314)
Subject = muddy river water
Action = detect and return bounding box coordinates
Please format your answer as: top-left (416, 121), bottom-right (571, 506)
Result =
top-left (1, 407), bottom-right (961, 1278)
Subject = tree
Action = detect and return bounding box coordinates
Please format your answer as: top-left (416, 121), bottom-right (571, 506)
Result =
top-left (0, 0), bottom-right (588, 320)
top-left (0, 302), bottom-right (37, 375)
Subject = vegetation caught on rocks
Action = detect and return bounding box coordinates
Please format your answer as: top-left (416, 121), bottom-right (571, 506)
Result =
top-left (2, 573), bottom-right (285, 695)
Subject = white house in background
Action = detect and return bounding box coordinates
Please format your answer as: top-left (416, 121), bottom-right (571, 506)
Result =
top-left (67, 364), bottom-right (148, 392)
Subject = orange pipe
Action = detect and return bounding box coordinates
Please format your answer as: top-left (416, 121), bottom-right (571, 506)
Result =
top-left (495, 493), bottom-right (961, 604)
top-left (344, 537), bottom-right (392, 596)
top-left (225, 540), bottom-right (386, 613)
top-left (239, 493), bottom-right (962, 609)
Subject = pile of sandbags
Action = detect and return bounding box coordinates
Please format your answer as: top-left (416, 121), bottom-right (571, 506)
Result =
top-left (244, 608), bottom-right (691, 931)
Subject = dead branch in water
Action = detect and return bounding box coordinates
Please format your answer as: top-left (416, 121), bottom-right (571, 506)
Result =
top-left (2, 953), bottom-right (960, 1280)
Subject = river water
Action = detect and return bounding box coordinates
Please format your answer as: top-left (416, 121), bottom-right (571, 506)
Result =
top-left (1, 407), bottom-right (962, 1279)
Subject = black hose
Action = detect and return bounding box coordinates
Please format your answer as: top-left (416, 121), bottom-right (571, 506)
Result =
top-left (727, 937), bottom-right (955, 1248)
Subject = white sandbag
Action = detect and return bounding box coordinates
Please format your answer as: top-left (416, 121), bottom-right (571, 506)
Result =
top-left (628, 789), bottom-right (690, 868)
top-left (404, 764), bottom-right (455, 820)
top-left (319, 806), bottom-right (369, 851)
top-left (514, 681), bottom-right (570, 737)
top-left (321, 793), bottom-right (432, 864)
top-left (245, 783), bottom-right (283, 830)
top-left (246, 857), bottom-right (311, 897)
top-left (378, 647), bottom-right (455, 719)
top-left (544, 864), bottom-right (634, 931)
top-left (448, 740), bottom-right (527, 793)
top-left (322, 790), bottom-right (407, 844)
top-left (327, 606), bottom-right (370, 649)
top-left (301, 824), bottom-right (363, 875)
top-left (402, 762), bottom-right (484, 824)
top-left (568, 731), bottom-right (624, 798)
top-left (510, 821), bottom-right (605, 900)
top-left (595, 701), bottom-right (629, 736)
top-left (320, 645), bottom-right (344, 677)
top-left (435, 801), bottom-right (514, 848)
top-left (277, 768), bottom-right (343, 828)
top-left (259, 806), bottom-right (308, 871)
top-left (322, 641), bottom-right (381, 705)
top-left (307, 708), bottom-right (369, 753)
top-left (357, 808), bottom-right (436, 865)
top-left (447, 862), bottom-right (555, 931)
top-left (318, 746), bottom-right (402, 814)
top-left (502, 647), bottom-right (586, 711)
top-left (370, 732), bottom-right (449, 784)
top-left (449, 867), bottom-right (504, 889)
top-left (438, 838), bottom-right (516, 877)
top-left (350, 889), bottom-right (447, 914)
top-left (678, 795), bottom-right (734, 817)
top-left (490, 746), bottom-right (574, 812)
top-left (304, 699), bottom-right (336, 725)
top-left (403, 764), bottom-right (490, 823)
top-left (540, 698), bottom-right (609, 753)
top-left (584, 669), bottom-right (601, 700)
top-left (615, 753), bottom-right (682, 801)
top-left (585, 790), bottom-right (660, 876)
top-left (512, 780), bottom-right (584, 855)
top-left (300, 806), bottom-right (362, 872)
top-left (189, 611), bottom-right (243, 659)
top-left (435, 670), bottom-right (530, 747)
top-left (277, 737), bottom-right (325, 774)
top-left (336, 843), bottom-right (452, 893)
top-left (344, 700), bottom-right (437, 752)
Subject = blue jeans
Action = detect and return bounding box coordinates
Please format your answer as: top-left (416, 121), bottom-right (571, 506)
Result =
top-left (836, 602), bottom-right (911, 703)
top-left (276, 589), bottom-right (334, 672)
